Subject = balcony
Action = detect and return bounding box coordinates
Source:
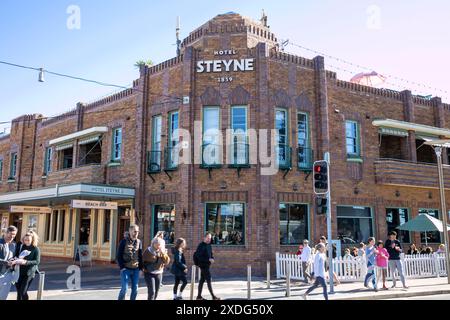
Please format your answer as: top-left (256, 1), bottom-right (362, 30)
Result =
top-left (147, 151), bottom-right (162, 174)
top-left (297, 146), bottom-right (313, 171)
top-left (229, 143), bottom-right (250, 168)
top-left (164, 146), bottom-right (179, 171)
top-left (374, 158), bottom-right (450, 189)
top-left (201, 144), bottom-right (222, 169)
top-left (46, 164), bottom-right (105, 185)
top-left (277, 145), bottom-right (292, 170)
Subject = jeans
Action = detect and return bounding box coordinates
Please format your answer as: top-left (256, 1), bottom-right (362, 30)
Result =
top-left (15, 275), bottom-right (34, 300)
top-left (144, 272), bottom-right (162, 300)
top-left (174, 274), bottom-right (188, 295)
top-left (301, 262), bottom-right (313, 283)
top-left (305, 276), bottom-right (328, 300)
top-left (198, 266), bottom-right (215, 298)
top-left (118, 268), bottom-right (140, 300)
top-left (388, 260), bottom-right (406, 287)
top-left (364, 265), bottom-right (377, 289)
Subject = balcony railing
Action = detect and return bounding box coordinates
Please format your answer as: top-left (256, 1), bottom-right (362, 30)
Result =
top-left (164, 146), bottom-right (179, 171)
top-left (297, 146), bottom-right (313, 171)
top-left (147, 151), bottom-right (162, 173)
top-left (201, 143), bottom-right (222, 169)
top-left (276, 145), bottom-right (292, 170)
top-left (229, 142), bottom-right (250, 168)
top-left (374, 158), bottom-right (450, 189)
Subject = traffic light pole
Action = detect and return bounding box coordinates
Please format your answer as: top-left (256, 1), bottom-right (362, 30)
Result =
top-left (324, 152), bottom-right (334, 294)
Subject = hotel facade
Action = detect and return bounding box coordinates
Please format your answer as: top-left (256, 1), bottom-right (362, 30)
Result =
top-left (1, 13), bottom-right (450, 275)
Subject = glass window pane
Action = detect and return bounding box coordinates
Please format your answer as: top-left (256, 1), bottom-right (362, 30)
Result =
top-left (153, 204), bottom-right (176, 244)
top-left (279, 203), bottom-right (309, 245)
top-left (337, 206), bottom-right (372, 218)
top-left (386, 208), bottom-right (410, 243)
top-left (203, 108), bottom-right (220, 144)
top-left (419, 209), bottom-right (441, 243)
top-left (206, 203), bottom-right (245, 246)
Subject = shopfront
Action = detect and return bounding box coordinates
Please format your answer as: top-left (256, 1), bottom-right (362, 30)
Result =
top-left (0, 183), bottom-right (135, 262)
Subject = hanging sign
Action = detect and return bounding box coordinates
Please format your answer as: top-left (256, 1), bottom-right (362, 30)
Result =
top-left (71, 200), bottom-right (118, 210)
top-left (10, 206), bottom-right (52, 214)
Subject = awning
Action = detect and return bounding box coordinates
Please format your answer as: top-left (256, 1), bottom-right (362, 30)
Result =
top-left (379, 127), bottom-right (409, 137)
top-left (416, 135), bottom-right (439, 142)
top-left (55, 143), bottom-right (74, 151)
top-left (78, 135), bottom-right (101, 145)
top-left (49, 127), bottom-right (108, 146)
top-left (372, 119), bottom-right (450, 138)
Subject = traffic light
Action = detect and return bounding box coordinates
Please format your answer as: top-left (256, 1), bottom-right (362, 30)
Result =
top-left (316, 197), bottom-right (328, 215)
top-left (313, 160), bottom-right (329, 194)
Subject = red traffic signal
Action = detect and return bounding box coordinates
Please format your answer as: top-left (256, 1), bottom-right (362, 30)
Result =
top-left (313, 160), bottom-right (329, 194)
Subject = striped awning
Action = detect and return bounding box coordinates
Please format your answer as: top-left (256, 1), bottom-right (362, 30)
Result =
top-left (416, 134), bottom-right (438, 142)
top-left (55, 143), bottom-right (73, 151)
top-left (379, 127), bottom-right (409, 137)
top-left (78, 135), bottom-right (101, 145)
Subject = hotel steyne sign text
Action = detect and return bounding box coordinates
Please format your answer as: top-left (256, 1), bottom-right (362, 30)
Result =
top-left (196, 49), bottom-right (254, 83)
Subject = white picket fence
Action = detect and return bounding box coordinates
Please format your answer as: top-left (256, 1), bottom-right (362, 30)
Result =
top-left (276, 252), bottom-right (448, 282)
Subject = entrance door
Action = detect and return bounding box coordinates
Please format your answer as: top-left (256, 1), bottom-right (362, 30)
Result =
top-left (11, 213), bottom-right (23, 241)
top-left (79, 209), bottom-right (91, 245)
top-left (116, 207), bottom-right (130, 248)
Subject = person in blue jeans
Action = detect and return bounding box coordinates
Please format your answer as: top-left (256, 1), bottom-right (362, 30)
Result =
top-left (364, 237), bottom-right (378, 291)
top-left (117, 225), bottom-right (143, 300)
top-left (302, 243), bottom-right (328, 300)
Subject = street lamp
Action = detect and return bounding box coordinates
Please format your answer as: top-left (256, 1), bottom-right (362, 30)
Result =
top-left (424, 139), bottom-right (450, 284)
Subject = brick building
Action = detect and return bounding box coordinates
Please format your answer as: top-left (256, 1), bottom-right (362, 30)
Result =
top-left (1, 12), bottom-right (450, 275)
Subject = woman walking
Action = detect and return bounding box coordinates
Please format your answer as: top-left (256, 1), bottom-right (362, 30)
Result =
top-left (375, 240), bottom-right (389, 290)
top-left (302, 243), bottom-right (328, 300)
top-left (14, 230), bottom-right (41, 300)
top-left (171, 238), bottom-right (188, 300)
top-left (143, 237), bottom-right (170, 300)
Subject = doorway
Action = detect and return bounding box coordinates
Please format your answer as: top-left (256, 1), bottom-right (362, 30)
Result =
top-left (117, 207), bottom-right (130, 248)
top-left (11, 213), bottom-right (23, 241)
top-left (79, 209), bottom-right (91, 245)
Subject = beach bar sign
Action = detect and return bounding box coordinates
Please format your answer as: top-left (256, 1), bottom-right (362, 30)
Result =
top-left (71, 200), bottom-right (118, 210)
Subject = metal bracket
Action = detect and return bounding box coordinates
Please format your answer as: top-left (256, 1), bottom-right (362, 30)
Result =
top-left (305, 171), bottom-right (312, 181)
top-left (282, 168), bottom-right (292, 179)
top-left (164, 170), bottom-right (173, 181)
top-left (208, 167), bottom-right (213, 180)
top-left (148, 173), bottom-right (156, 183)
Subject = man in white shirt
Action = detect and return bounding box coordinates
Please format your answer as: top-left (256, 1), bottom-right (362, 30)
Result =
top-left (302, 243), bottom-right (328, 300)
top-left (300, 239), bottom-right (313, 284)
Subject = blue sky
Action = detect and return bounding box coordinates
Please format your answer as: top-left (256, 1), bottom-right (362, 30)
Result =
top-left (1, 0), bottom-right (449, 133)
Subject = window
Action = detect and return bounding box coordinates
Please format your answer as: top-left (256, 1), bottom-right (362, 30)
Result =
top-left (230, 106), bottom-right (248, 166)
top-left (58, 147), bottom-right (74, 170)
top-left (297, 113), bottom-right (312, 169)
top-left (386, 208), bottom-right (410, 243)
top-left (149, 116), bottom-right (162, 172)
top-left (346, 121), bottom-right (361, 158)
top-left (202, 107), bottom-right (221, 166)
top-left (206, 203), bottom-right (245, 245)
top-left (52, 210), bottom-right (59, 242)
top-left (59, 210), bottom-right (66, 242)
top-left (419, 209), bottom-right (441, 243)
top-left (44, 147), bottom-right (52, 175)
top-left (275, 109), bottom-right (289, 168)
top-left (153, 204), bottom-right (176, 245)
top-left (27, 215), bottom-right (38, 233)
top-left (112, 128), bottom-right (122, 161)
top-left (79, 141), bottom-right (102, 165)
top-left (337, 206), bottom-right (374, 244)
top-left (103, 210), bottom-right (111, 243)
top-left (9, 152), bottom-right (17, 178)
top-left (167, 111), bottom-right (180, 169)
top-left (279, 203), bottom-right (309, 245)
top-left (45, 213), bottom-right (51, 242)
top-left (0, 159), bottom-right (3, 181)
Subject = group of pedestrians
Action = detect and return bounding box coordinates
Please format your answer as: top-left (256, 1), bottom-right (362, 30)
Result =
top-left (117, 226), bottom-right (220, 300)
top-left (0, 226), bottom-right (41, 300)
top-left (408, 243), bottom-right (446, 255)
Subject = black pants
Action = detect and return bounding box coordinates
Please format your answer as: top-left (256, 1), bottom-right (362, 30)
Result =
top-left (15, 275), bottom-right (34, 301)
top-left (173, 274), bottom-right (188, 294)
top-left (197, 266), bottom-right (215, 298)
top-left (144, 272), bottom-right (162, 300)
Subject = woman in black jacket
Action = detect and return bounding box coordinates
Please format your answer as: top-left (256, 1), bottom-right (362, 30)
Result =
top-left (171, 238), bottom-right (188, 300)
top-left (14, 230), bottom-right (41, 300)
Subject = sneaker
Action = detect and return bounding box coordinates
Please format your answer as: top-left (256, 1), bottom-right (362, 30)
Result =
top-left (196, 296), bottom-right (207, 300)
top-left (374, 288), bottom-right (378, 292)
top-left (212, 296), bottom-right (221, 300)
top-left (383, 286), bottom-right (388, 290)
top-left (403, 286), bottom-right (409, 289)
top-left (302, 293), bottom-right (308, 300)
top-left (391, 284), bottom-right (397, 289)
top-left (178, 297), bottom-right (184, 300)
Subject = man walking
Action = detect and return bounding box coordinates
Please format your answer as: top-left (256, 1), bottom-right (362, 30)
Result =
top-left (0, 226), bottom-right (18, 300)
top-left (117, 224), bottom-right (143, 300)
top-left (385, 231), bottom-right (408, 289)
top-left (194, 232), bottom-right (220, 300)
top-left (300, 239), bottom-right (313, 284)
top-left (302, 243), bottom-right (328, 300)
top-left (364, 237), bottom-right (378, 291)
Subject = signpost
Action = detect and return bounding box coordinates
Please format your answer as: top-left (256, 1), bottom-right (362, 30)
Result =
top-left (75, 245), bottom-right (92, 268)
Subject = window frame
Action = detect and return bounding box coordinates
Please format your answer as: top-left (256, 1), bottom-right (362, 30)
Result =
top-left (9, 152), bottom-right (17, 179)
top-left (103, 209), bottom-right (111, 244)
top-left (204, 202), bottom-right (246, 247)
top-left (230, 105), bottom-right (248, 166)
top-left (44, 147), bottom-right (53, 175)
top-left (275, 108), bottom-right (290, 168)
top-left (202, 106), bottom-right (221, 167)
top-left (297, 112), bottom-right (312, 169)
top-left (336, 205), bottom-right (375, 244)
top-left (111, 127), bottom-right (122, 162)
top-left (345, 120), bottom-right (361, 159)
top-left (149, 115), bottom-right (162, 172)
top-left (386, 207), bottom-right (411, 243)
top-left (418, 208), bottom-right (441, 244)
top-left (151, 204), bottom-right (176, 245)
top-left (167, 111), bottom-right (180, 169)
top-left (279, 202), bottom-right (310, 246)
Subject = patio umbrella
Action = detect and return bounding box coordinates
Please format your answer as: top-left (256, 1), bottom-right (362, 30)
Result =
top-left (398, 213), bottom-right (450, 246)
top-left (350, 71), bottom-right (386, 87)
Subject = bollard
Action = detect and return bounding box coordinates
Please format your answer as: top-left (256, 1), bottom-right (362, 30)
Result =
top-left (285, 262), bottom-right (291, 297)
top-left (37, 271), bottom-right (45, 300)
top-left (266, 261), bottom-right (271, 289)
top-left (190, 266), bottom-right (196, 300)
top-left (247, 264), bottom-right (252, 300)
